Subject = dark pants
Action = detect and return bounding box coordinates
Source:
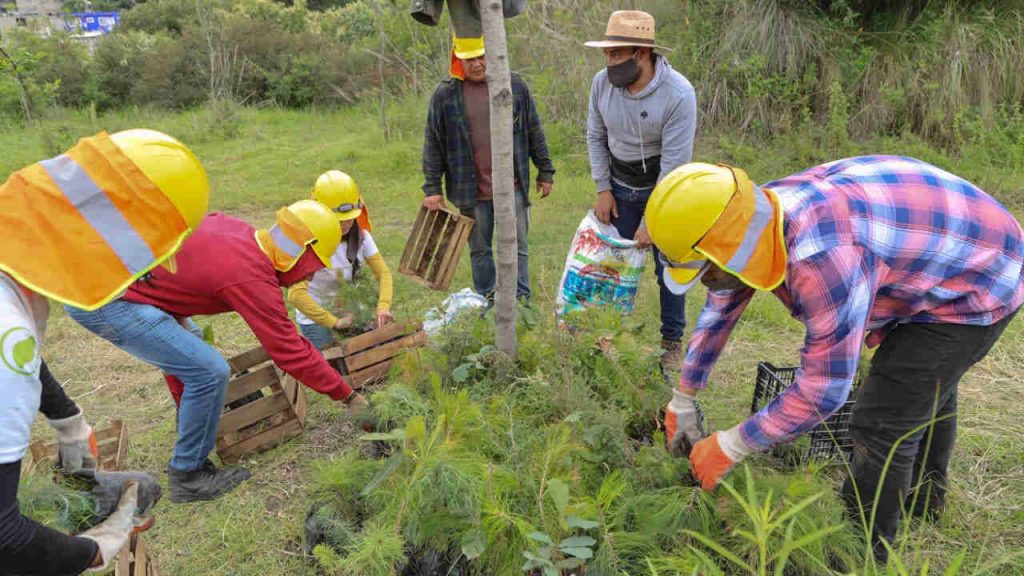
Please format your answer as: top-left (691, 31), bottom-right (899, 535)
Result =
top-left (463, 193), bottom-right (531, 300)
top-left (841, 311), bottom-right (1016, 561)
top-left (610, 180), bottom-right (686, 341)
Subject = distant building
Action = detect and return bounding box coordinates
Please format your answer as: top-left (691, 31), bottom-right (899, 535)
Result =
top-left (0, 2), bottom-right (119, 43)
top-left (0, 0), bottom-right (64, 37)
top-left (16, 0), bottom-right (62, 16)
top-left (65, 11), bottom-right (119, 34)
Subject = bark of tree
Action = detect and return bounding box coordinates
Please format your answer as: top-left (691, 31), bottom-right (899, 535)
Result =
top-left (480, 0), bottom-right (518, 360)
top-left (370, 0), bottom-right (391, 142)
top-left (0, 46), bottom-right (35, 125)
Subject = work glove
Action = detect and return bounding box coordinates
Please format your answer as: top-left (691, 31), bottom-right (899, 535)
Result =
top-left (345, 393), bottom-right (376, 432)
top-left (61, 470), bottom-right (163, 529)
top-left (664, 389), bottom-right (706, 458)
top-left (80, 481), bottom-right (139, 572)
top-left (48, 410), bottom-right (98, 473)
top-left (690, 427), bottom-right (754, 491)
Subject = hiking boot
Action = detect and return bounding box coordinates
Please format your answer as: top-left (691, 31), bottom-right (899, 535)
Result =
top-left (659, 338), bottom-right (683, 375)
top-left (168, 460), bottom-right (250, 503)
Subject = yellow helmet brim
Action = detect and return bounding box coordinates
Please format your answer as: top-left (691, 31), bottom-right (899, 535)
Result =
top-left (661, 259), bottom-right (709, 296)
top-left (334, 206), bottom-right (363, 222)
top-left (455, 46), bottom-right (485, 60)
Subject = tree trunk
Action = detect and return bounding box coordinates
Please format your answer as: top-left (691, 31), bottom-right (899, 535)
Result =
top-left (370, 0), bottom-right (390, 142)
top-left (0, 46), bottom-right (35, 125)
top-left (481, 0), bottom-right (518, 360)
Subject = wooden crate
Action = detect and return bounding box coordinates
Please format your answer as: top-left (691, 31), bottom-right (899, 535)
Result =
top-left (30, 419), bottom-right (128, 471)
top-left (324, 322), bottom-right (427, 388)
top-left (399, 206), bottom-right (474, 291)
top-left (215, 347), bottom-right (308, 464)
top-left (115, 533), bottom-right (160, 576)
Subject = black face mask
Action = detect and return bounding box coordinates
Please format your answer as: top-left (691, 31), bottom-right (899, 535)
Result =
top-left (607, 53), bottom-right (641, 88)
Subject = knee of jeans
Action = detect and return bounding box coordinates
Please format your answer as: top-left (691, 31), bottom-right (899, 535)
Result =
top-left (469, 243), bottom-right (491, 258)
top-left (199, 356), bottom-right (231, 389)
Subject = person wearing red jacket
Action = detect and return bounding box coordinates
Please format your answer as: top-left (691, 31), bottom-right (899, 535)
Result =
top-left (66, 200), bottom-right (366, 503)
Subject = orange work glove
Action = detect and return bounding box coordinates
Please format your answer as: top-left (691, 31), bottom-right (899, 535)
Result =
top-left (689, 427), bottom-right (753, 491)
top-left (665, 389), bottom-right (706, 457)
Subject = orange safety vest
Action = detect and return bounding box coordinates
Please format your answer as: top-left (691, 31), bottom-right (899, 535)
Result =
top-left (255, 207), bottom-right (316, 272)
top-left (0, 133), bottom-right (192, 311)
top-left (695, 167), bottom-right (788, 291)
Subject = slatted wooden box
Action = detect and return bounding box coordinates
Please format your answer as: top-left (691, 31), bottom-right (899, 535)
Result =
top-left (30, 419), bottom-right (128, 471)
top-left (215, 347), bottom-right (308, 464)
top-left (324, 322), bottom-right (427, 388)
top-left (399, 206), bottom-right (474, 291)
top-left (115, 533), bottom-right (160, 576)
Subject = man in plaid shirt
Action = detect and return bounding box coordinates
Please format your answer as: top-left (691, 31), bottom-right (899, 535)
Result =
top-left (645, 156), bottom-right (1024, 560)
top-left (421, 36), bottom-right (555, 303)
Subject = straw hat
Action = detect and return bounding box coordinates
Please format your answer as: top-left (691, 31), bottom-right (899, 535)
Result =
top-left (584, 10), bottom-right (672, 51)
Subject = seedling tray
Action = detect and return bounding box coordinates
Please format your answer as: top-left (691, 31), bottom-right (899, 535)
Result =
top-left (216, 346), bottom-right (308, 463)
top-left (750, 362), bottom-right (856, 464)
top-left (114, 532), bottom-right (160, 576)
top-left (324, 322), bottom-right (427, 389)
top-left (30, 419), bottom-right (128, 471)
top-left (399, 206), bottom-right (474, 291)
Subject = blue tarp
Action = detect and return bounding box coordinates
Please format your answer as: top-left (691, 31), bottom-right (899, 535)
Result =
top-left (65, 11), bottom-right (119, 34)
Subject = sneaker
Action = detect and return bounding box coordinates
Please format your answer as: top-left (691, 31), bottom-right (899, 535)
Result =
top-left (168, 461), bottom-right (250, 503)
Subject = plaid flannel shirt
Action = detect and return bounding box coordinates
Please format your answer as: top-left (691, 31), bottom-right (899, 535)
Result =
top-left (682, 156), bottom-right (1024, 451)
top-left (421, 73), bottom-right (555, 213)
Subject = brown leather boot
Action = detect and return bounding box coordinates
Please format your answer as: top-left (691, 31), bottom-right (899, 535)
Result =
top-left (659, 338), bottom-right (683, 375)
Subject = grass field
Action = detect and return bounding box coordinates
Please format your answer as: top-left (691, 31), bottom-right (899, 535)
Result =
top-left (4, 98), bottom-right (1023, 575)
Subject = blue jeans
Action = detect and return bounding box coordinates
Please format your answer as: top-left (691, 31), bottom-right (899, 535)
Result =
top-left (299, 322), bottom-right (334, 351)
top-left (464, 192), bottom-right (531, 300)
top-left (65, 301), bottom-right (230, 473)
top-left (610, 179), bottom-right (686, 341)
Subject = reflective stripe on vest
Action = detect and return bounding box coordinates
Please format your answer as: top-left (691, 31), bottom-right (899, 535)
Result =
top-left (696, 181), bottom-right (787, 291)
top-left (0, 132), bottom-right (191, 310)
top-left (724, 184), bottom-right (772, 273)
top-left (270, 224), bottom-right (303, 258)
top-left (40, 155), bottom-right (157, 275)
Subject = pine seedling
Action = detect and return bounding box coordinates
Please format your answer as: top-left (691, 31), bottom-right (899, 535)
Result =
top-left (333, 276), bottom-right (379, 330)
top-left (17, 470), bottom-right (94, 532)
top-left (318, 517), bottom-right (405, 576)
top-left (682, 465), bottom-right (849, 576)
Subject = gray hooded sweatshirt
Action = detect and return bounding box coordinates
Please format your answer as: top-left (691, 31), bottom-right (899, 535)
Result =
top-left (587, 54), bottom-right (697, 193)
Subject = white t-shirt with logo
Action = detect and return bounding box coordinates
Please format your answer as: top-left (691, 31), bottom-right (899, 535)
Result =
top-left (295, 229), bottom-right (380, 326)
top-left (0, 275), bottom-right (43, 464)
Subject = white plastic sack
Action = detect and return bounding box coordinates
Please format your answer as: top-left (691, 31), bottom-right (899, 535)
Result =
top-left (423, 288), bottom-right (490, 336)
top-left (556, 211), bottom-right (647, 318)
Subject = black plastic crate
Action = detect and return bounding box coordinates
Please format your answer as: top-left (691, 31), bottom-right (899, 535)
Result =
top-left (751, 362), bottom-right (857, 464)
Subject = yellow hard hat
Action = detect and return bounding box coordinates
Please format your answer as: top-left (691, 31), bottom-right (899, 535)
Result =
top-left (453, 35), bottom-right (485, 60)
top-left (312, 170), bottom-right (363, 222)
top-left (645, 163), bottom-right (737, 289)
top-left (648, 162), bottom-right (787, 294)
top-left (285, 199), bottom-right (342, 267)
top-left (109, 129), bottom-right (209, 231)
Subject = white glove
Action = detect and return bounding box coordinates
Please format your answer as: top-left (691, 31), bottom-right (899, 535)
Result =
top-left (48, 410), bottom-right (97, 473)
top-left (80, 481), bottom-right (138, 572)
top-left (665, 389), bottom-right (707, 458)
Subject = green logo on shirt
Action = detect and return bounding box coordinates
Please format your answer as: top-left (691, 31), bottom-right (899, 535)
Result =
top-left (1, 326), bottom-right (39, 376)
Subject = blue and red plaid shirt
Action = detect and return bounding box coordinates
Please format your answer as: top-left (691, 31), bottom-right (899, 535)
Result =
top-left (682, 156), bottom-right (1024, 451)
